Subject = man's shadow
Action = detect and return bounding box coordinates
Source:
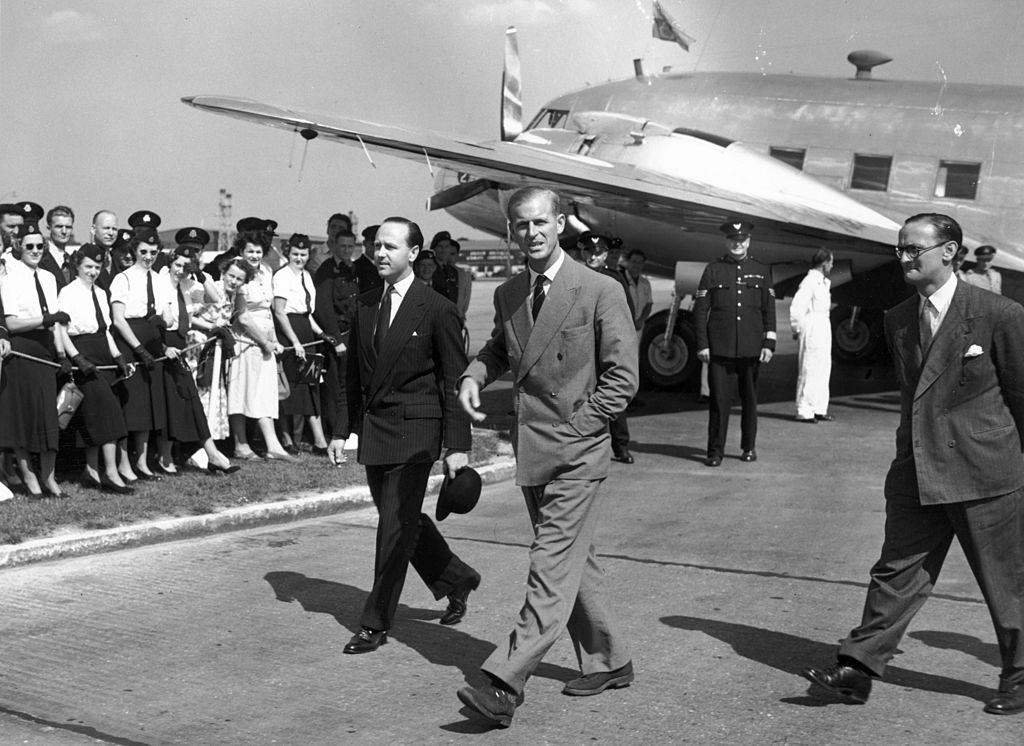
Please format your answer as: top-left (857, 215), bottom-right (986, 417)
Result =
top-left (628, 441), bottom-right (707, 462)
top-left (661, 615), bottom-right (993, 705)
top-left (909, 630), bottom-right (1000, 668)
top-left (264, 571), bottom-right (577, 685)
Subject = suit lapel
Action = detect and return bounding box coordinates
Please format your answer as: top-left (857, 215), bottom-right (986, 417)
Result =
top-left (889, 298), bottom-right (920, 385)
top-left (518, 258), bottom-right (580, 383)
top-left (915, 282), bottom-right (971, 400)
top-left (506, 271), bottom-right (532, 354)
top-left (367, 280), bottom-right (427, 398)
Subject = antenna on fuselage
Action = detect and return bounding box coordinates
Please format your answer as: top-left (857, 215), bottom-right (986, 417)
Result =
top-left (501, 26), bottom-right (523, 141)
top-left (847, 50), bottom-right (893, 80)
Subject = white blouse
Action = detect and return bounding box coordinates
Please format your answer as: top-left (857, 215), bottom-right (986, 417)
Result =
top-left (57, 278), bottom-right (113, 335)
top-left (1, 260), bottom-right (58, 319)
top-left (109, 265), bottom-right (174, 322)
top-left (272, 265), bottom-right (315, 315)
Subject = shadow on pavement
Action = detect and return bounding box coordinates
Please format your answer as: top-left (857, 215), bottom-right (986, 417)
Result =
top-left (660, 615), bottom-right (994, 705)
top-left (909, 630), bottom-right (1000, 668)
top-left (263, 571), bottom-right (578, 687)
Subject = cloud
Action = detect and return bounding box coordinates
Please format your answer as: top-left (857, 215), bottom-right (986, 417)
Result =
top-left (425, 0), bottom-right (598, 26)
top-left (41, 9), bottom-right (111, 43)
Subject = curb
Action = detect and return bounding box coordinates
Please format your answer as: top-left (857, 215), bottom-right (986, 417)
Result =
top-left (0, 459), bottom-right (517, 570)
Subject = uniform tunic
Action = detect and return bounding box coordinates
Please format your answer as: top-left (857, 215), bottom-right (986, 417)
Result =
top-left (56, 278), bottom-right (127, 446)
top-left (694, 254), bottom-right (777, 457)
top-left (273, 264), bottom-right (320, 416)
top-left (959, 266), bottom-right (1002, 295)
top-left (109, 264), bottom-right (172, 432)
top-left (0, 260), bottom-right (60, 451)
top-left (790, 267), bottom-right (832, 419)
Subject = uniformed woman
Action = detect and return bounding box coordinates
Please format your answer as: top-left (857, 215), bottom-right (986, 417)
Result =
top-left (158, 247), bottom-right (239, 475)
top-left (109, 212), bottom-right (169, 481)
top-left (0, 220), bottom-right (67, 497)
top-left (272, 233), bottom-right (329, 455)
top-left (56, 244), bottom-right (132, 493)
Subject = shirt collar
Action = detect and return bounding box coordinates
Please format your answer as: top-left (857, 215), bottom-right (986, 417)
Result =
top-left (921, 272), bottom-right (957, 314)
top-left (387, 270), bottom-right (416, 300)
top-left (528, 248), bottom-right (566, 287)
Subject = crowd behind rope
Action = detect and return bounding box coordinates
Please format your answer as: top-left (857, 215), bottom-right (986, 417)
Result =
top-left (0, 201), bottom-right (472, 501)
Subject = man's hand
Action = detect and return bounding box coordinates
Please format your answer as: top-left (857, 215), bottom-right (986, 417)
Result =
top-left (458, 377), bottom-right (487, 423)
top-left (0, 338), bottom-right (10, 358)
top-left (697, 347), bottom-right (711, 363)
top-left (443, 449), bottom-right (469, 479)
top-left (760, 347), bottom-right (774, 363)
top-left (327, 438), bottom-right (347, 466)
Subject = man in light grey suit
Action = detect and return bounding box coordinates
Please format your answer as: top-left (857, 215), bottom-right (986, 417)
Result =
top-left (456, 187), bottom-right (638, 727)
top-left (803, 213), bottom-right (1024, 716)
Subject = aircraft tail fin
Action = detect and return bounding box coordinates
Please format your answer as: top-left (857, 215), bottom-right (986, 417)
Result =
top-left (501, 26), bottom-right (523, 141)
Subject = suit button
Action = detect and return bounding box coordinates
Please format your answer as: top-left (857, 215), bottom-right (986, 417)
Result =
top-left (948, 440), bottom-right (956, 447)
top-left (737, 316), bottom-right (741, 320)
top-left (551, 392), bottom-right (558, 397)
top-left (557, 353), bottom-right (563, 360)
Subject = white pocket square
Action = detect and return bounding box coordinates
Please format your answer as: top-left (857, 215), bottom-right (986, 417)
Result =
top-left (964, 344), bottom-right (984, 358)
top-left (411, 331), bottom-right (419, 336)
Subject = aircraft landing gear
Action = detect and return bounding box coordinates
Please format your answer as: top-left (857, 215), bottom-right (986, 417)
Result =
top-left (831, 304), bottom-right (885, 362)
top-left (639, 309), bottom-right (699, 389)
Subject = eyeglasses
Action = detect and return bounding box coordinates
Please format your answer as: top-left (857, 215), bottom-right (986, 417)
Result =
top-left (894, 241), bottom-right (948, 259)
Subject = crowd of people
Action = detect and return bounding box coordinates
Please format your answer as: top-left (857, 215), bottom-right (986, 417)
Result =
top-left (0, 201), bottom-right (473, 500)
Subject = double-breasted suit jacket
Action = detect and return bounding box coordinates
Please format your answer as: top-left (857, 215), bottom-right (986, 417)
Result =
top-left (346, 278), bottom-right (471, 464)
top-left (884, 280), bottom-right (1024, 503)
top-left (465, 257), bottom-right (638, 485)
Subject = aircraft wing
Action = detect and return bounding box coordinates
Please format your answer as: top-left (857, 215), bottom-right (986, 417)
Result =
top-left (182, 95), bottom-right (901, 253)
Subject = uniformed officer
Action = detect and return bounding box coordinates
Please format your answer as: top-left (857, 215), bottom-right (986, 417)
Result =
top-left (958, 244), bottom-right (1002, 295)
top-left (694, 220), bottom-right (777, 467)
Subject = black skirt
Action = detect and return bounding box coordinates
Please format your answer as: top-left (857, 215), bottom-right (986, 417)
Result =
top-left (67, 332), bottom-right (128, 447)
top-left (161, 329), bottom-right (211, 444)
top-left (0, 328), bottom-right (59, 452)
top-left (114, 317), bottom-right (167, 433)
top-left (277, 312), bottom-right (320, 417)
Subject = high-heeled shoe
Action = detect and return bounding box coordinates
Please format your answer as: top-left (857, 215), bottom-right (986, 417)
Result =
top-left (264, 451), bottom-right (299, 464)
top-left (81, 474), bottom-right (104, 491)
top-left (100, 478), bottom-right (134, 495)
top-left (152, 463), bottom-right (179, 476)
top-left (134, 471), bottom-right (163, 482)
top-left (207, 462), bottom-right (241, 475)
top-left (233, 451), bottom-right (263, 461)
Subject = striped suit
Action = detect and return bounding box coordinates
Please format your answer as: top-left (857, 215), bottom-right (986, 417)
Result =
top-left (345, 279), bottom-right (475, 632)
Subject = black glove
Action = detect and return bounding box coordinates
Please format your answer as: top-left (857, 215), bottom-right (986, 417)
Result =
top-left (146, 313), bottom-right (167, 331)
top-left (114, 354), bottom-right (131, 379)
top-left (42, 311), bottom-right (71, 327)
top-left (133, 345), bottom-right (156, 370)
top-left (193, 270), bottom-right (208, 284)
top-left (319, 332), bottom-right (339, 347)
top-left (72, 353), bottom-right (97, 377)
top-left (57, 354), bottom-right (73, 377)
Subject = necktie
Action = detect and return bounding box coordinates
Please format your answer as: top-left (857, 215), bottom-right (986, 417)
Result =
top-left (92, 287), bottom-right (107, 333)
top-left (177, 285), bottom-right (189, 334)
top-left (300, 272), bottom-right (311, 313)
top-left (33, 271), bottom-right (49, 315)
top-left (531, 274), bottom-right (546, 321)
top-left (374, 286), bottom-right (394, 353)
top-left (145, 271), bottom-right (156, 316)
top-left (919, 299), bottom-right (935, 352)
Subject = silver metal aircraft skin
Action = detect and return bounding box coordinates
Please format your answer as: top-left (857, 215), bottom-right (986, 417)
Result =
top-left (183, 30), bottom-right (1024, 387)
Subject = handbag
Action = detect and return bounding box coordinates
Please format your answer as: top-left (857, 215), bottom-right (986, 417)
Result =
top-left (298, 353), bottom-right (325, 384)
top-left (56, 381), bottom-right (84, 429)
top-left (276, 360), bottom-right (290, 400)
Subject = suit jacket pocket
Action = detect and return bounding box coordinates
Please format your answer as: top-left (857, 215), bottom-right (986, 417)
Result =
top-left (404, 403), bottom-right (442, 419)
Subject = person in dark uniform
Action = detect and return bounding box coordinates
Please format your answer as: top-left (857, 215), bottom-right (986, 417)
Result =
top-left (579, 231), bottom-right (637, 464)
top-left (694, 220), bottom-right (777, 467)
top-left (89, 210), bottom-right (120, 291)
top-left (0, 219), bottom-right (66, 497)
top-left (157, 244), bottom-right (240, 476)
top-left (39, 205), bottom-right (76, 290)
top-left (55, 244), bottom-right (132, 493)
top-left (109, 211), bottom-right (170, 482)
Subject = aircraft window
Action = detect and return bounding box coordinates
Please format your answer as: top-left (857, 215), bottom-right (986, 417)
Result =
top-left (770, 147), bottom-right (805, 170)
top-left (851, 154), bottom-right (892, 191)
top-left (934, 161), bottom-right (980, 200)
top-left (527, 108), bottom-right (570, 130)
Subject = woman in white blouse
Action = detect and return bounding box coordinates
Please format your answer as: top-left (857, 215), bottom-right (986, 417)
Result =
top-left (56, 244), bottom-right (132, 494)
top-left (0, 222), bottom-right (67, 497)
top-left (272, 234), bottom-right (329, 455)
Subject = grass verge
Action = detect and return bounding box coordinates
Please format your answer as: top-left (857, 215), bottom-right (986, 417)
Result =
top-left (0, 429), bottom-right (511, 545)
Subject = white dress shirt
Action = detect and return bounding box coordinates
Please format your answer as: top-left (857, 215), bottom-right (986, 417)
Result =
top-left (0, 259), bottom-right (58, 319)
top-left (57, 278), bottom-right (112, 335)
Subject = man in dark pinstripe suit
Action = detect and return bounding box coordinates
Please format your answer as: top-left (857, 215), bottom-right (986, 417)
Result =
top-left (328, 217), bottom-right (480, 655)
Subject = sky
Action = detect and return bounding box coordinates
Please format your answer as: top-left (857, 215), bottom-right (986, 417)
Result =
top-left (2, 0), bottom-right (1023, 242)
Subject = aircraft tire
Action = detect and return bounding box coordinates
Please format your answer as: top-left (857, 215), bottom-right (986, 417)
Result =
top-left (639, 313), bottom-right (699, 390)
top-left (831, 305), bottom-right (884, 363)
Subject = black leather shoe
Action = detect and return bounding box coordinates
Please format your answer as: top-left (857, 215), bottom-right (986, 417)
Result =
top-left (984, 682), bottom-right (1024, 715)
top-left (208, 462), bottom-right (241, 475)
top-left (440, 571), bottom-right (481, 626)
top-left (100, 478), bottom-right (134, 495)
top-left (152, 463), bottom-right (179, 476)
top-left (563, 661), bottom-right (635, 696)
top-left (704, 455), bottom-right (723, 467)
top-left (80, 474), bottom-right (103, 491)
top-left (794, 416), bottom-right (818, 424)
top-left (134, 471), bottom-right (163, 482)
top-left (801, 663), bottom-right (872, 704)
top-left (311, 445), bottom-right (329, 456)
top-left (343, 627), bottom-right (387, 654)
top-left (740, 449), bottom-right (757, 462)
top-left (457, 684), bottom-right (518, 728)
top-left (815, 413), bottom-right (836, 422)
top-left (612, 448), bottom-right (634, 464)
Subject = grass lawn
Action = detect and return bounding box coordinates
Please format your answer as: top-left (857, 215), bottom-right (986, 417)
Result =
top-left (0, 429), bottom-right (511, 546)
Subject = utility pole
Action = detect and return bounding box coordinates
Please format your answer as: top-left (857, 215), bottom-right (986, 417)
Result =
top-left (217, 189), bottom-right (233, 253)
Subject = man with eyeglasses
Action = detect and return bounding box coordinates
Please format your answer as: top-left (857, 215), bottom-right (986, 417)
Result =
top-left (803, 213), bottom-right (1024, 716)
